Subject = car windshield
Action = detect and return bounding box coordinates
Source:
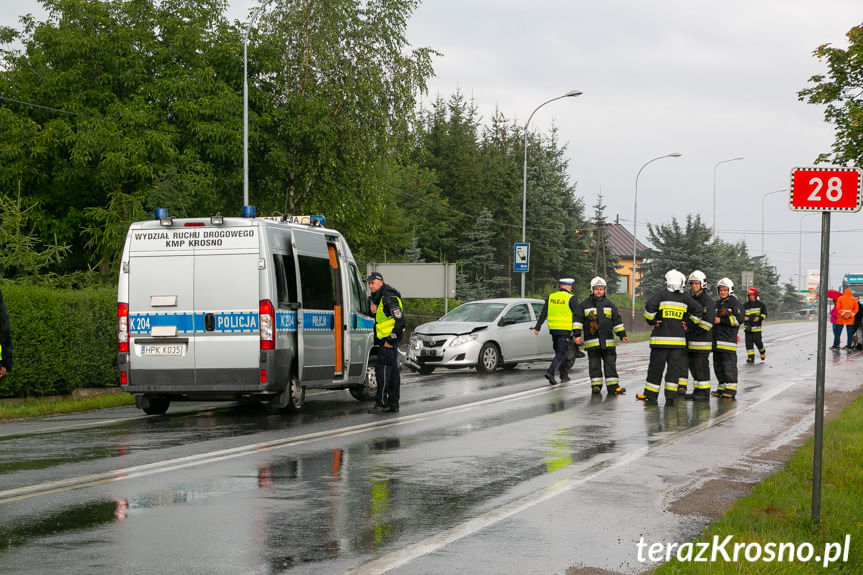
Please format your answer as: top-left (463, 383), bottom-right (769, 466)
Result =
top-left (440, 303), bottom-right (506, 323)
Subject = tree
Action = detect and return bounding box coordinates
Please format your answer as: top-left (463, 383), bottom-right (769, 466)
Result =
top-left (640, 213), bottom-right (782, 312)
top-left (589, 193), bottom-right (620, 292)
top-left (255, 0), bottom-right (436, 248)
top-left (778, 282), bottom-right (806, 313)
top-left (0, 0), bottom-right (244, 276)
top-left (457, 208), bottom-right (508, 300)
top-left (798, 23), bottom-right (863, 165)
top-left (0, 191), bottom-right (69, 280)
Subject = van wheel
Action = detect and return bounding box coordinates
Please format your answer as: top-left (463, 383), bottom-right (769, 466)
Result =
top-left (136, 395), bottom-right (171, 415)
top-left (272, 376), bottom-right (305, 410)
top-left (350, 364), bottom-right (378, 401)
top-left (477, 342), bottom-right (500, 373)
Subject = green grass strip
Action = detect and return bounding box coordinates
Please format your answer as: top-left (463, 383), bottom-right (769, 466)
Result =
top-left (0, 392), bottom-right (135, 420)
top-left (652, 395), bottom-right (863, 573)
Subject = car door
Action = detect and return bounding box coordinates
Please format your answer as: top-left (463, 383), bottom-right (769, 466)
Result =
top-left (530, 301), bottom-right (554, 359)
top-left (496, 303), bottom-right (534, 361)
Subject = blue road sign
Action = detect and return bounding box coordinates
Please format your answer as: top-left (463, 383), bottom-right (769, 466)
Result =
top-left (514, 243), bottom-right (529, 273)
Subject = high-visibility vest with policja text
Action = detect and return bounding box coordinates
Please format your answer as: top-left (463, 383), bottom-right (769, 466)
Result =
top-left (547, 291), bottom-right (574, 331)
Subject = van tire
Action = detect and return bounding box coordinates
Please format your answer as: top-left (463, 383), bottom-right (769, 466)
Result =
top-left (272, 376), bottom-right (305, 411)
top-left (350, 364), bottom-right (378, 401)
top-left (476, 342), bottom-right (500, 373)
top-left (136, 395), bottom-right (171, 415)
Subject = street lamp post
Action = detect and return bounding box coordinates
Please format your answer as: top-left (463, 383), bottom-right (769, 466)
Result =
top-left (243, 1), bottom-right (276, 208)
top-left (520, 89), bottom-right (582, 297)
top-left (712, 156), bottom-right (744, 241)
top-left (631, 153), bottom-right (682, 323)
top-left (799, 212), bottom-right (818, 292)
top-left (761, 188), bottom-right (787, 256)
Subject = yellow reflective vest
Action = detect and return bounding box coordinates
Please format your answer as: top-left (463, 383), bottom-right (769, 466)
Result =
top-left (547, 291), bottom-right (575, 331)
top-left (375, 296), bottom-right (403, 340)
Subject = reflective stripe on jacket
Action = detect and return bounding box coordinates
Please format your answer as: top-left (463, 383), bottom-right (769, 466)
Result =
top-left (644, 289), bottom-right (704, 349)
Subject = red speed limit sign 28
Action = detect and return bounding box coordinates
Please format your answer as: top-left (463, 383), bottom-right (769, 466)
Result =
top-left (789, 166), bottom-right (862, 212)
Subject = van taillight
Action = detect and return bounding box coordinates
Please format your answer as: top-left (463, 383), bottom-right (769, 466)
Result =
top-left (118, 302), bottom-right (129, 352)
top-left (120, 371), bottom-right (128, 385)
top-left (260, 299), bottom-right (275, 350)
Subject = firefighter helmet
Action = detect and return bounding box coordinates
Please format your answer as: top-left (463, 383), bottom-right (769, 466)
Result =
top-left (665, 269), bottom-right (686, 292)
top-left (590, 276), bottom-right (607, 289)
top-left (716, 277), bottom-right (734, 294)
top-left (688, 270), bottom-right (708, 288)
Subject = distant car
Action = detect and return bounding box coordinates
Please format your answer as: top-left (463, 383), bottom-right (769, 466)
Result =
top-left (405, 298), bottom-right (576, 374)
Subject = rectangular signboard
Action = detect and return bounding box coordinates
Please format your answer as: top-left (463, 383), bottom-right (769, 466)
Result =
top-left (514, 243), bottom-right (529, 273)
top-left (789, 166), bottom-right (862, 212)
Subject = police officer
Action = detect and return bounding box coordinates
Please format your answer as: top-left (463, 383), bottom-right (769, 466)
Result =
top-left (743, 287), bottom-right (768, 363)
top-left (574, 277), bottom-right (629, 395)
top-left (365, 272), bottom-right (405, 413)
top-left (533, 278), bottom-right (580, 385)
top-left (636, 270), bottom-right (704, 404)
top-left (0, 287), bottom-right (11, 379)
top-left (711, 278), bottom-right (745, 398)
top-left (682, 271), bottom-right (715, 400)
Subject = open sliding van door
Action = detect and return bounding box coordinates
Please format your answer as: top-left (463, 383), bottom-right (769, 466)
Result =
top-left (290, 228), bottom-right (337, 384)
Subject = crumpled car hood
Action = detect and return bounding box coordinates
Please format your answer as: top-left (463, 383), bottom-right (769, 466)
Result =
top-left (413, 321), bottom-right (489, 336)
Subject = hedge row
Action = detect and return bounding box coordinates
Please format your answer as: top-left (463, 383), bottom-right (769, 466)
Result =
top-left (1, 284), bottom-right (118, 397)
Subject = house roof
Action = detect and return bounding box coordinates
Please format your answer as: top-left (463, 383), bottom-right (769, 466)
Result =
top-left (601, 223), bottom-right (648, 259)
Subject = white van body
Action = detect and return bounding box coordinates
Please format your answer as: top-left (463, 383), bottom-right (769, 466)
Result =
top-left (117, 213), bottom-right (377, 414)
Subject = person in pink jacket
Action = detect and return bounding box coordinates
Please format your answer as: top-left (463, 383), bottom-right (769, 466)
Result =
top-left (833, 288), bottom-right (859, 350)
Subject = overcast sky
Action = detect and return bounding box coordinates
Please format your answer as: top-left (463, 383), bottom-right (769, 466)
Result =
top-left (3, 1), bottom-right (862, 291)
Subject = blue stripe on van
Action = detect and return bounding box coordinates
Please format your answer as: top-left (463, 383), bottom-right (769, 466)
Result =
top-left (129, 312), bottom-right (196, 334)
top-left (354, 315), bottom-right (375, 331)
top-left (129, 312), bottom-right (258, 334)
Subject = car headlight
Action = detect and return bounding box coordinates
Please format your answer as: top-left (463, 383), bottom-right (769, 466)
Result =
top-left (449, 333), bottom-right (478, 347)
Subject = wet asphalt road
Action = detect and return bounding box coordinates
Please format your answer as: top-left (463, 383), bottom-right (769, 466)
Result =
top-left (0, 321), bottom-right (860, 574)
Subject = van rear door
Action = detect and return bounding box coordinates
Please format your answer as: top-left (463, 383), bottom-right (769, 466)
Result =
top-left (193, 225), bottom-right (261, 386)
top-left (127, 235), bottom-right (196, 386)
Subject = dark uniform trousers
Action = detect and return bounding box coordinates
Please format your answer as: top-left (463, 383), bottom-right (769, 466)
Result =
top-left (713, 351), bottom-right (738, 396)
top-left (744, 331), bottom-right (765, 358)
top-left (588, 348), bottom-right (620, 392)
top-left (645, 347), bottom-right (685, 400)
top-left (548, 334), bottom-right (571, 379)
top-left (375, 344), bottom-right (401, 407)
top-left (686, 351), bottom-right (712, 397)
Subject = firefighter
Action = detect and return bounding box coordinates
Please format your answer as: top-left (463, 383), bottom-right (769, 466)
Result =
top-left (636, 269), bottom-right (704, 404)
top-left (682, 270), bottom-right (715, 400)
top-left (711, 278), bottom-right (745, 398)
top-left (366, 272), bottom-right (405, 413)
top-left (743, 287), bottom-right (768, 363)
top-left (533, 278), bottom-right (580, 385)
top-left (574, 276), bottom-right (629, 395)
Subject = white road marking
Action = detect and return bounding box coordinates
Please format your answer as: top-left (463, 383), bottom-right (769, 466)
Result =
top-left (0, 376), bottom-right (591, 504)
top-left (343, 375), bottom-right (803, 575)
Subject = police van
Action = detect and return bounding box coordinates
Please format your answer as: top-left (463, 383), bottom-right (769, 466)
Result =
top-left (117, 208), bottom-right (378, 414)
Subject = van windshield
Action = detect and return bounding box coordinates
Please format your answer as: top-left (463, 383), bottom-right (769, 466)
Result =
top-left (441, 303), bottom-right (506, 323)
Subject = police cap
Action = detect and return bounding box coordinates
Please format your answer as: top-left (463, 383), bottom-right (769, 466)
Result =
top-left (365, 271), bottom-right (384, 282)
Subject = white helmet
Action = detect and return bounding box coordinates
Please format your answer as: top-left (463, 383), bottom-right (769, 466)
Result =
top-left (688, 270), bottom-right (707, 288)
top-left (590, 276), bottom-right (607, 289)
top-left (665, 269), bottom-right (686, 292)
top-left (716, 277), bottom-right (734, 294)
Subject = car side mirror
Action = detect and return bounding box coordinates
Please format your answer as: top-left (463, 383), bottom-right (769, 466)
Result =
top-left (499, 317), bottom-right (515, 326)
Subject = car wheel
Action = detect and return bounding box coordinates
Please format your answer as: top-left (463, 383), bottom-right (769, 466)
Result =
top-left (477, 342), bottom-right (500, 373)
top-left (418, 365), bottom-right (435, 375)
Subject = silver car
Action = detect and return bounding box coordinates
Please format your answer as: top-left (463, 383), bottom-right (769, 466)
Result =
top-left (406, 298), bottom-right (576, 374)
